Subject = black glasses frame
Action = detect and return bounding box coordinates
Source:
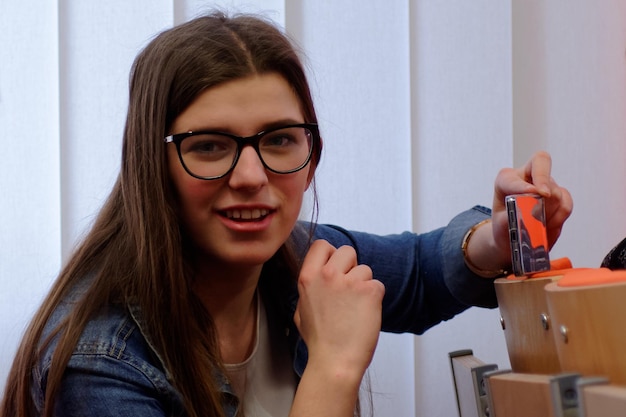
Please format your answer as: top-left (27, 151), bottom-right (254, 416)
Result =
top-left (164, 123), bottom-right (319, 180)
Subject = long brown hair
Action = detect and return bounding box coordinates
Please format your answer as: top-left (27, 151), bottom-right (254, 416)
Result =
top-left (1, 12), bottom-right (322, 417)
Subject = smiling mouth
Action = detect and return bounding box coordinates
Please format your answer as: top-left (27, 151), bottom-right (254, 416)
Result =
top-left (223, 208), bottom-right (271, 222)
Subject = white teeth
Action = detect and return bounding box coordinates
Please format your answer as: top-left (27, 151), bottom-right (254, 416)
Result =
top-left (225, 209), bottom-right (269, 220)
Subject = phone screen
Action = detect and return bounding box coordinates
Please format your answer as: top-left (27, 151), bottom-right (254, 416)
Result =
top-left (506, 194), bottom-right (550, 276)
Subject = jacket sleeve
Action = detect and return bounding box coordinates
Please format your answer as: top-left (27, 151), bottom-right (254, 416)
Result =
top-left (298, 205), bottom-right (497, 335)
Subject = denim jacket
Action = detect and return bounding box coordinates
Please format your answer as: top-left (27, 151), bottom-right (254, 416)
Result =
top-left (33, 206), bottom-right (495, 416)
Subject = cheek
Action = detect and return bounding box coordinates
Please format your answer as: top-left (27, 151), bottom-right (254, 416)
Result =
top-left (280, 171), bottom-right (311, 213)
top-left (175, 177), bottom-right (218, 210)
top-left (169, 159), bottom-right (218, 215)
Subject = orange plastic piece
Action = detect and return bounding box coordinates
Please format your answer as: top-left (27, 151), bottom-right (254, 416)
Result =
top-left (557, 268), bottom-right (626, 287)
top-left (505, 257), bottom-right (574, 280)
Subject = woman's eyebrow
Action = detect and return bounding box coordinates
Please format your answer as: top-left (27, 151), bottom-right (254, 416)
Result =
top-left (186, 118), bottom-right (306, 134)
top-left (258, 119), bottom-right (306, 131)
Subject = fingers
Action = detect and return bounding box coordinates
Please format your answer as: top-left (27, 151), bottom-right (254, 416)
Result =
top-left (294, 239), bottom-right (385, 372)
top-left (520, 152), bottom-right (573, 247)
top-left (544, 184), bottom-right (574, 247)
top-left (300, 240), bottom-right (374, 284)
top-left (493, 168), bottom-right (535, 208)
top-left (522, 150), bottom-right (553, 196)
top-left (319, 245), bottom-right (359, 280)
top-left (300, 239), bottom-right (339, 274)
top-left (493, 151), bottom-right (555, 206)
top-left (492, 151), bottom-right (573, 252)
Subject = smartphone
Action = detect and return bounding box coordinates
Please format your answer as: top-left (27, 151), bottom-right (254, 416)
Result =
top-left (505, 194), bottom-right (550, 276)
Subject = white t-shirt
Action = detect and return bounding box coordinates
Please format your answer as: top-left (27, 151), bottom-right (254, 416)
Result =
top-left (224, 295), bottom-right (298, 417)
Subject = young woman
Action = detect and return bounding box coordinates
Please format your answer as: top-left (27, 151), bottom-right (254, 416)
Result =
top-left (0, 12), bottom-right (573, 417)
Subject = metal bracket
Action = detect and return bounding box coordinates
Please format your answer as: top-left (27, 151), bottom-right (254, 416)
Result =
top-left (550, 373), bottom-right (581, 417)
top-left (575, 376), bottom-right (610, 417)
top-left (449, 349), bottom-right (499, 417)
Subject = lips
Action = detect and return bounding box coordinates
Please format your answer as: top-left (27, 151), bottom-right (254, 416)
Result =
top-left (223, 208), bottom-right (271, 221)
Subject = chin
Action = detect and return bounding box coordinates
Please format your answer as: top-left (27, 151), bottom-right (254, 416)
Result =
top-left (217, 245), bottom-right (282, 266)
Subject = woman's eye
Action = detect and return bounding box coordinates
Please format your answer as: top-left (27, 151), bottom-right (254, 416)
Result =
top-left (189, 140), bottom-right (222, 153)
top-left (182, 135), bottom-right (234, 160)
top-left (264, 134), bottom-right (295, 147)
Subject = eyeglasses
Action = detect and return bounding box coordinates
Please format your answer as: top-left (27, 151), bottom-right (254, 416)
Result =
top-left (164, 123), bottom-right (319, 180)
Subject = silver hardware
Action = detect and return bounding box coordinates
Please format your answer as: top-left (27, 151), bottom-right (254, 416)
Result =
top-left (560, 325), bottom-right (569, 343)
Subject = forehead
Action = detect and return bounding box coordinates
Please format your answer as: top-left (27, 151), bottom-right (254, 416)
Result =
top-left (172, 72), bottom-right (304, 135)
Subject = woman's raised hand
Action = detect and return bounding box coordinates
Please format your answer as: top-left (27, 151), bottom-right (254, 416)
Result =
top-left (291, 239), bottom-right (385, 416)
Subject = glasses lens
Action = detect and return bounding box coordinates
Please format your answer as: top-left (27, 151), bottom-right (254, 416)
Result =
top-left (176, 125), bottom-right (315, 179)
top-left (179, 133), bottom-right (237, 178)
top-left (259, 126), bottom-right (313, 173)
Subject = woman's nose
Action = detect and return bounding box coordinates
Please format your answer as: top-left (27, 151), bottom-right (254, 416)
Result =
top-left (228, 146), bottom-right (269, 190)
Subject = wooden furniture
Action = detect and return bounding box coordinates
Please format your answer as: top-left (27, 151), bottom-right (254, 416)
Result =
top-left (449, 350), bottom-right (498, 417)
top-left (450, 266), bottom-right (626, 416)
top-left (484, 371), bottom-right (579, 417)
top-left (577, 378), bottom-right (626, 417)
top-left (494, 273), bottom-right (563, 374)
top-left (544, 269), bottom-right (626, 384)
top-left (493, 258), bottom-right (573, 374)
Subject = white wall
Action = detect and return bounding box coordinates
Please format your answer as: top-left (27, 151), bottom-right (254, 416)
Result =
top-left (410, 3), bottom-right (513, 416)
top-left (1, 1), bottom-right (625, 416)
top-left (0, 0), bottom-right (62, 393)
top-left (411, 1), bottom-right (626, 416)
top-left (293, 3), bottom-right (415, 415)
top-left (512, 0), bottom-right (626, 266)
top-left (57, 1), bottom-right (173, 257)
